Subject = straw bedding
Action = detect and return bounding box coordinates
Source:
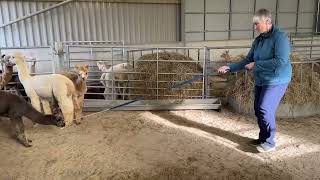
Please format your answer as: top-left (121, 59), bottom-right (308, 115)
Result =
top-left (225, 52), bottom-right (320, 112)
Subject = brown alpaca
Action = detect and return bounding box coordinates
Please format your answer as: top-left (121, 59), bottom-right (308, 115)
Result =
top-left (0, 91), bottom-right (65, 147)
top-left (0, 55), bottom-right (14, 89)
top-left (57, 65), bottom-right (88, 124)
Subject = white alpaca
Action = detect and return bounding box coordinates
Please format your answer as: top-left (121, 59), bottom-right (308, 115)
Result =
top-left (97, 61), bottom-right (131, 100)
top-left (9, 52), bottom-right (79, 126)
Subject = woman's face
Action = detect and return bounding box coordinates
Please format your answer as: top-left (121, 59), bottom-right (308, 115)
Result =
top-left (254, 19), bottom-right (269, 33)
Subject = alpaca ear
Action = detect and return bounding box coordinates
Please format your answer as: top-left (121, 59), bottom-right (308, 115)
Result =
top-left (75, 64), bottom-right (80, 70)
top-left (85, 64), bottom-right (89, 70)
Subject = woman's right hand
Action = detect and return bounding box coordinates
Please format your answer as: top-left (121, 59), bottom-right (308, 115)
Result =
top-left (217, 66), bottom-right (230, 74)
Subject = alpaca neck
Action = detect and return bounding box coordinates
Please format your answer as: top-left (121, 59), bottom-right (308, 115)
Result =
top-left (0, 66), bottom-right (14, 87)
top-left (16, 62), bottom-right (31, 81)
top-left (5, 65), bottom-right (13, 74)
top-left (24, 102), bottom-right (54, 125)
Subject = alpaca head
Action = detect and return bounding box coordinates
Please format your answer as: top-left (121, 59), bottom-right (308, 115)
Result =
top-left (8, 52), bottom-right (26, 66)
top-left (97, 61), bottom-right (109, 72)
top-left (53, 114), bottom-right (65, 127)
top-left (75, 64), bottom-right (89, 80)
top-left (1, 54), bottom-right (15, 67)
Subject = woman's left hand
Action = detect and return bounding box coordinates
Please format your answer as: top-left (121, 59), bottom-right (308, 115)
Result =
top-left (245, 62), bottom-right (255, 70)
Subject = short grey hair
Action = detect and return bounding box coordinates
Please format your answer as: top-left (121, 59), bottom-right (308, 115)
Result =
top-left (253, 8), bottom-right (272, 23)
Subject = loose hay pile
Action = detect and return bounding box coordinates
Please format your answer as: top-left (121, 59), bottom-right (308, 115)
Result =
top-left (130, 52), bottom-right (203, 99)
top-left (225, 52), bottom-right (320, 113)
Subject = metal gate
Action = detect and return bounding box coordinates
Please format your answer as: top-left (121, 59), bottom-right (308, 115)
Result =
top-left (63, 44), bottom-right (221, 111)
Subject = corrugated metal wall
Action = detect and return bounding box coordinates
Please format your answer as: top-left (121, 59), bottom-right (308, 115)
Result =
top-left (0, 0), bottom-right (180, 47)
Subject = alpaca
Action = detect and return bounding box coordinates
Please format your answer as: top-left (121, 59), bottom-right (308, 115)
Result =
top-left (0, 54), bottom-right (15, 89)
top-left (57, 64), bottom-right (89, 124)
top-left (0, 91), bottom-right (65, 147)
top-left (8, 52), bottom-right (79, 126)
top-left (97, 61), bottom-right (131, 100)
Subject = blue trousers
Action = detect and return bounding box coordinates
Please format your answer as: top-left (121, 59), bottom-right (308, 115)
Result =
top-left (254, 83), bottom-right (288, 146)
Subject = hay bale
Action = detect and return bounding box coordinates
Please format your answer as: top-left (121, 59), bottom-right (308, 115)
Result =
top-left (130, 52), bottom-right (203, 99)
top-left (226, 53), bottom-right (320, 113)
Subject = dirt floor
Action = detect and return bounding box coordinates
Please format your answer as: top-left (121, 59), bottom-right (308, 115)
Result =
top-left (0, 108), bottom-right (320, 180)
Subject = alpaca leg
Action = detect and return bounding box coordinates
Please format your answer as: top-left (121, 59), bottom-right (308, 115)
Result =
top-left (28, 92), bottom-right (42, 113)
top-left (10, 116), bottom-right (32, 147)
top-left (104, 87), bottom-right (113, 100)
top-left (75, 95), bottom-right (85, 124)
top-left (41, 99), bottom-right (52, 115)
top-left (57, 98), bottom-right (74, 126)
top-left (72, 96), bottom-right (82, 124)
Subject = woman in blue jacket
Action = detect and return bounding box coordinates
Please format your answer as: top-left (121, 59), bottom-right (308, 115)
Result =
top-left (218, 9), bottom-right (292, 152)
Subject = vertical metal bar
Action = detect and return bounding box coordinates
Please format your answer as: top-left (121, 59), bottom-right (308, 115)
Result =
top-left (203, 47), bottom-right (209, 99)
top-left (252, 0), bottom-right (256, 39)
top-left (310, 35), bottom-right (314, 58)
top-left (0, 2), bottom-right (8, 47)
top-left (295, 0), bottom-right (300, 35)
top-left (49, 2), bottom-right (55, 44)
top-left (316, 0), bottom-right (320, 32)
top-left (300, 64), bottom-right (302, 89)
top-left (14, 1), bottom-right (22, 47)
top-left (41, 2), bottom-right (49, 46)
top-left (67, 45), bottom-right (70, 70)
top-left (156, 48), bottom-right (159, 100)
top-left (51, 45), bottom-right (55, 73)
top-left (197, 48), bottom-right (200, 62)
top-left (275, 0), bottom-right (279, 25)
top-left (37, 2), bottom-right (43, 46)
top-left (131, 51), bottom-right (134, 69)
top-left (203, 0), bottom-right (206, 41)
top-left (311, 62), bottom-right (314, 89)
top-left (7, 2), bottom-right (14, 47)
top-left (228, 0), bottom-right (232, 40)
top-left (29, 2), bottom-right (36, 46)
top-left (111, 47), bottom-right (114, 100)
top-left (22, 2), bottom-right (28, 46)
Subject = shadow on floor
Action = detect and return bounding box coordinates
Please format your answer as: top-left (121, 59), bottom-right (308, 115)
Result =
top-left (152, 111), bottom-right (260, 153)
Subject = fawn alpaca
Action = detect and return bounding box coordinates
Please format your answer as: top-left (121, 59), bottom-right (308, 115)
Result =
top-left (58, 64), bottom-right (89, 124)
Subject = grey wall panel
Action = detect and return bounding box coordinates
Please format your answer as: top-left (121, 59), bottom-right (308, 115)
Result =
top-left (206, 14), bottom-right (229, 31)
top-left (278, 0), bottom-right (298, 12)
top-left (231, 31), bottom-right (254, 39)
top-left (278, 13), bottom-right (296, 29)
top-left (299, 13), bottom-right (315, 28)
top-left (205, 32), bottom-right (228, 40)
top-left (206, 0), bottom-right (229, 12)
top-left (256, 0), bottom-right (277, 12)
top-left (185, 0), bottom-right (203, 12)
top-left (185, 14), bottom-right (204, 31)
top-left (231, 14), bottom-right (252, 30)
top-left (299, 0), bottom-right (316, 12)
top-left (185, 33), bottom-right (204, 41)
top-left (231, 0), bottom-right (254, 12)
top-left (0, 1), bottom-right (179, 47)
